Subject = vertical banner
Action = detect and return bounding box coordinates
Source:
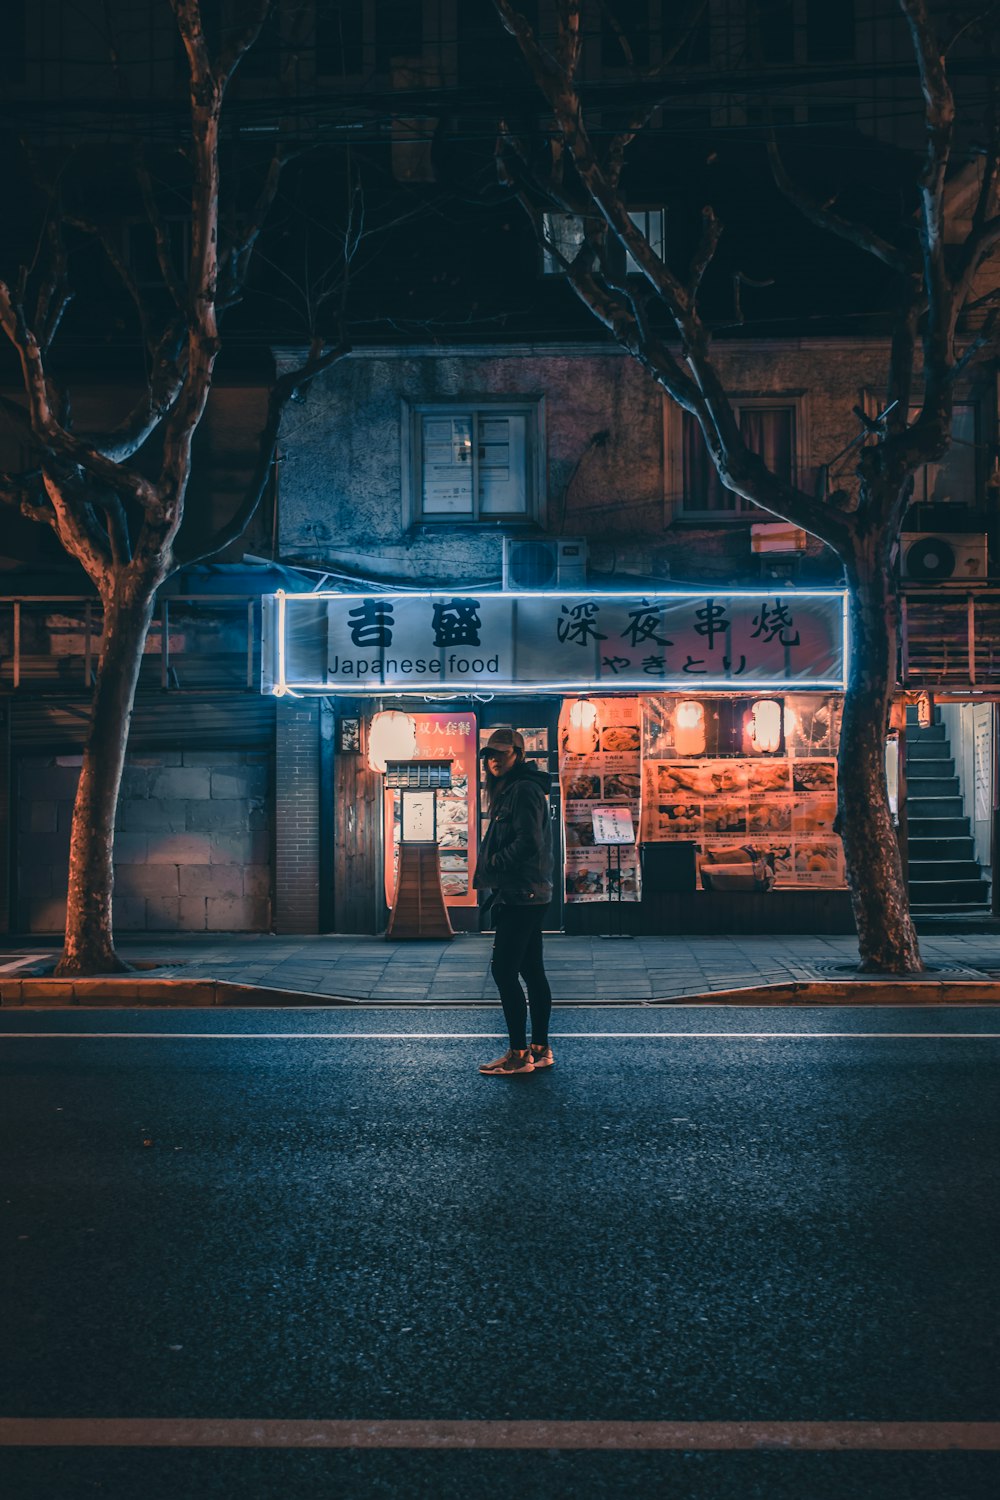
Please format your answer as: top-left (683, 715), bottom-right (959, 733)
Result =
top-left (383, 711), bottom-right (478, 907)
top-left (558, 697), bottom-right (642, 903)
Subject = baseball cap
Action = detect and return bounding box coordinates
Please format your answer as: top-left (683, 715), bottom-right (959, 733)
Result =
top-left (480, 728), bottom-right (525, 758)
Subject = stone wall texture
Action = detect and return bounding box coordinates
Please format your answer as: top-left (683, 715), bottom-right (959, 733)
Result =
top-left (17, 749), bottom-right (272, 933)
top-left (276, 340), bottom-right (902, 588)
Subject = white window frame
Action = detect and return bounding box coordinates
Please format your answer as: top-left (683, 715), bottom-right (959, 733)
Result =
top-left (664, 392), bottom-right (809, 523)
top-left (541, 208), bottom-right (665, 276)
top-left (402, 398), bottom-right (545, 527)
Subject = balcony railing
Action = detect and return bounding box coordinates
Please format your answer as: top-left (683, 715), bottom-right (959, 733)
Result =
top-left (0, 596), bottom-right (261, 691)
top-left (4, 586), bottom-right (1000, 695)
top-left (901, 585), bottom-right (1000, 689)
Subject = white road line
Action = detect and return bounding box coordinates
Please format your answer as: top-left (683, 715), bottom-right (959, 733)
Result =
top-left (0, 1418), bottom-right (998, 1451)
top-left (1, 1031), bottom-right (1000, 1040)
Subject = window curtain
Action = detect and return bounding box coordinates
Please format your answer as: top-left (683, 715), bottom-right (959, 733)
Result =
top-left (739, 408), bottom-right (793, 487)
top-left (682, 413), bottom-right (733, 511)
top-left (682, 406), bottom-right (794, 512)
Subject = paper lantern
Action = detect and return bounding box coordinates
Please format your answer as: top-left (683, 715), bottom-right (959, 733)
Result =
top-left (566, 698), bottom-right (599, 754)
top-left (674, 699), bottom-right (707, 757)
top-left (749, 699), bottom-right (782, 754)
top-left (367, 710), bottom-right (417, 772)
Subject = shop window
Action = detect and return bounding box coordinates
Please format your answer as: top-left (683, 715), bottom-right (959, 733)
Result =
top-left (672, 400), bottom-right (800, 518)
top-left (405, 402), bottom-right (542, 524)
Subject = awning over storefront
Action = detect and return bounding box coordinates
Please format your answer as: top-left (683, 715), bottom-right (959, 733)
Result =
top-left (262, 589), bottom-right (848, 696)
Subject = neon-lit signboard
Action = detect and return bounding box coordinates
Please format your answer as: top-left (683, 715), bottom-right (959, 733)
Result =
top-left (263, 590), bottom-right (848, 696)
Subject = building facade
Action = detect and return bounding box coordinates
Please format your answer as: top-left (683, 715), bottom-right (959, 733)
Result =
top-left (1, 0), bottom-right (998, 935)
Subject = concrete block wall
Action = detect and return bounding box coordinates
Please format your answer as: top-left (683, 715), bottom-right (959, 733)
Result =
top-left (16, 749), bottom-right (272, 933)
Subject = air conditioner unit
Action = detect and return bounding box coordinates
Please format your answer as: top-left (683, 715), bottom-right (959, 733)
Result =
top-left (900, 532), bottom-right (988, 582)
top-left (503, 537), bottom-right (588, 590)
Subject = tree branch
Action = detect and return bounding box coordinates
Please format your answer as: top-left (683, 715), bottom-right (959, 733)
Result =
top-left (766, 134), bottom-right (912, 274)
top-left (171, 340), bottom-right (350, 575)
top-left (0, 278), bottom-right (162, 515)
top-left (899, 0), bottom-right (956, 426)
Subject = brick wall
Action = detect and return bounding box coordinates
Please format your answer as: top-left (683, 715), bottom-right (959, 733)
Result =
top-left (273, 698), bottom-right (321, 933)
top-left (16, 749), bottom-right (272, 933)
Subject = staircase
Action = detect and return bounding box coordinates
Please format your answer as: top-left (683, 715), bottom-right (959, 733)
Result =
top-left (905, 708), bottom-right (992, 912)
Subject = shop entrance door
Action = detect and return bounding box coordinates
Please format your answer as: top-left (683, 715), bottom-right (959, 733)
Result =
top-left (478, 699), bottom-right (563, 930)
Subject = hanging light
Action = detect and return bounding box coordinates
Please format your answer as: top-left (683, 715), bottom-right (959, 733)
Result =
top-left (367, 710), bottom-right (417, 772)
top-left (674, 699), bottom-right (706, 756)
top-left (566, 698), bottom-right (599, 754)
top-left (749, 699), bottom-right (782, 754)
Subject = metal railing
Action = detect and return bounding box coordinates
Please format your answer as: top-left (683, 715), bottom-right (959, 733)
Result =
top-left (901, 585), bottom-right (1000, 689)
top-left (6, 586), bottom-right (1000, 694)
top-left (0, 595), bottom-right (261, 691)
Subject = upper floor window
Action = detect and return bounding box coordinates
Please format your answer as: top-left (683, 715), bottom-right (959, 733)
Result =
top-left (909, 404), bottom-right (978, 505)
top-left (601, 0), bottom-right (651, 68)
top-left (459, 0), bottom-right (538, 86)
top-left (316, 1), bottom-right (364, 76)
top-left (376, 0), bottom-right (423, 71)
top-left (754, 0), bottom-right (795, 63)
top-left (1, 0), bottom-right (25, 83)
top-left (806, 0), bottom-right (855, 61)
top-left (678, 401), bottom-right (798, 517)
top-left (406, 402), bottom-right (542, 524)
top-left (541, 208), bottom-right (665, 275)
top-left (240, 0), bottom-right (283, 78)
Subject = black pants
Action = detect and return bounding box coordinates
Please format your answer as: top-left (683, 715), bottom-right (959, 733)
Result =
top-left (490, 902), bottom-right (552, 1051)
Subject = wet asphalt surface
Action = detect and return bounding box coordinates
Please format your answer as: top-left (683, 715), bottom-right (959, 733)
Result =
top-left (1, 1005), bottom-right (999, 1499)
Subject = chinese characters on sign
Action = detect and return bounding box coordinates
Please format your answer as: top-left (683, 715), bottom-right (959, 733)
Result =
top-left (313, 592), bottom-right (845, 692)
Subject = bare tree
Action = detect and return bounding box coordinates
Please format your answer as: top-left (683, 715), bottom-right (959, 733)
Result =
top-left (0, 0), bottom-right (351, 974)
top-left (492, 0), bottom-right (1000, 972)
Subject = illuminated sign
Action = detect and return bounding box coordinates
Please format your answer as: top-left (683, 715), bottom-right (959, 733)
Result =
top-left (263, 590), bottom-right (848, 696)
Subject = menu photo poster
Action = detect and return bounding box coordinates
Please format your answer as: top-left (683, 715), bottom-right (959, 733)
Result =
top-left (558, 697), bottom-right (642, 903)
top-left (639, 752), bottom-right (846, 889)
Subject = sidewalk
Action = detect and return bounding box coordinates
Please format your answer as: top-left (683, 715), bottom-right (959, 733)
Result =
top-left (2, 929), bottom-right (1000, 1005)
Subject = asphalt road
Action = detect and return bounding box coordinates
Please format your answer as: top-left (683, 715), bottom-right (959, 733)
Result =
top-left (2, 1005), bottom-right (999, 1500)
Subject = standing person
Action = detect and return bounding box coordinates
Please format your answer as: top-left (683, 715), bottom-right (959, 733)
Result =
top-left (474, 728), bottom-right (554, 1077)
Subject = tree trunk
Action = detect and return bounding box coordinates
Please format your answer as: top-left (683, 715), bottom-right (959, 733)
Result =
top-left (839, 550), bottom-right (923, 973)
top-left (54, 581), bottom-right (158, 977)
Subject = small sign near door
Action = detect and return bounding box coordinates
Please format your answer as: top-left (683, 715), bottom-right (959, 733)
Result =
top-left (591, 805), bottom-right (635, 845)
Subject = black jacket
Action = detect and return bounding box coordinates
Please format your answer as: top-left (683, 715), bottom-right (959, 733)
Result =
top-left (474, 760), bottom-right (553, 906)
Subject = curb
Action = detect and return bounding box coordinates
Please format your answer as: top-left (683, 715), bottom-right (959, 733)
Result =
top-left (0, 978), bottom-right (359, 1008)
top-left (3, 977), bottom-right (1000, 1007)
